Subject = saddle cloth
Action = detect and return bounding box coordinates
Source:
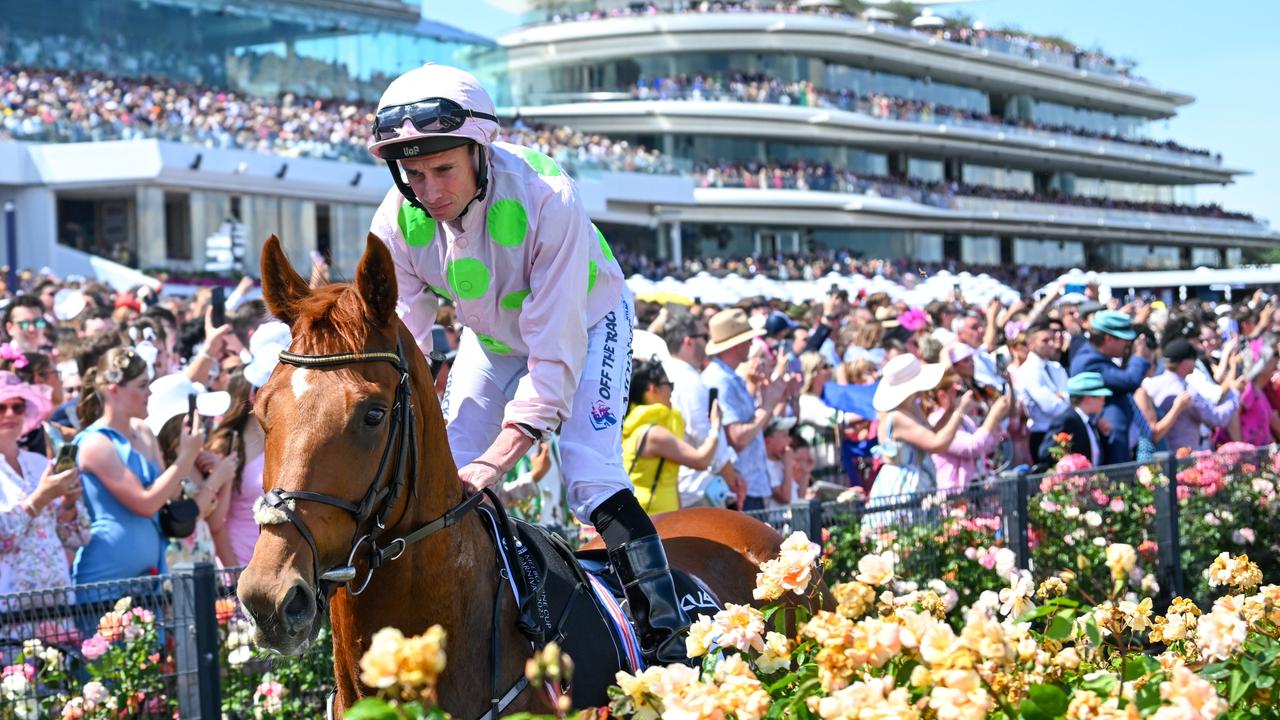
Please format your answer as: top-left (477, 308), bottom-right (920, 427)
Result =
top-left (476, 506), bottom-right (722, 708)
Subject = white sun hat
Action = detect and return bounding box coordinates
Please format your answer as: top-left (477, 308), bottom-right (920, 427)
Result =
top-left (872, 354), bottom-right (945, 413)
top-left (146, 373), bottom-right (232, 436)
top-left (243, 321), bottom-right (293, 389)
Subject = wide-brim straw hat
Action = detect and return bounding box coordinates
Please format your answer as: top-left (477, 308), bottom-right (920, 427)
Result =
top-left (0, 372), bottom-right (53, 435)
top-left (705, 308), bottom-right (766, 356)
top-left (872, 354), bottom-right (945, 413)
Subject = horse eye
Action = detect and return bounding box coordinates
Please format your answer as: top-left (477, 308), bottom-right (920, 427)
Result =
top-left (364, 408), bottom-right (386, 427)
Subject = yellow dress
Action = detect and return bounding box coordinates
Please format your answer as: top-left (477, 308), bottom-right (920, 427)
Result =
top-left (621, 403), bottom-right (686, 514)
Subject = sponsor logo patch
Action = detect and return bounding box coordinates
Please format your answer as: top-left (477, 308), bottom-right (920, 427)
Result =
top-left (589, 399), bottom-right (617, 431)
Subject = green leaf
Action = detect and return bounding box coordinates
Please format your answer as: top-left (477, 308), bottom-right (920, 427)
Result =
top-left (1123, 655), bottom-right (1160, 681)
top-left (1242, 658), bottom-right (1261, 679)
top-left (1082, 672), bottom-right (1119, 696)
top-left (1135, 681), bottom-right (1162, 713)
top-left (344, 698), bottom-right (399, 720)
top-left (1230, 669), bottom-right (1253, 705)
top-left (763, 605), bottom-right (780, 622)
top-left (1028, 684), bottom-right (1070, 717)
top-left (1084, 618), bottom-right (1103, 647)
top-left (1019, 699), bottom-right (1052, 720)
top-left (767, 673), bottom-right (798, 693)
top-left (1019, 604), bottom-right (1060, 622)
top-left (1200, 662), bottom-right (1231, 681)
top-left (1047, 614), bottom-right (1074, 641)
top-left (1256, 674), bottom-right (1276, 690)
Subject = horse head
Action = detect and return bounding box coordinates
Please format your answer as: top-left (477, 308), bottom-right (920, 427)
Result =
top-left (237, 234), bottom-right (455, 655)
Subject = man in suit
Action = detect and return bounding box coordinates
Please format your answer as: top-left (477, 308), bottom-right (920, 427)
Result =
top-left (1014, 318), bottom-right (1069, 454)
top-left (1069, 310), bottom-right (1153, 464)
top-left (1037, 371), bottom-right (1113, 467)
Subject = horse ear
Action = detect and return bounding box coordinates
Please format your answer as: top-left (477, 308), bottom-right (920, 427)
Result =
top-left (260, 235), bottom-right (310, 326)
top-left (356, 234), bottom-right (399, 328)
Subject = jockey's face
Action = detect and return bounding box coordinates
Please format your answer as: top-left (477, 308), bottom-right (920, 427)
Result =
top-left (400, 145), bottom-right (478, 222)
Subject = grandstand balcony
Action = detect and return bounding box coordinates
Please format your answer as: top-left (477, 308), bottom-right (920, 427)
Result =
top-left (497, 13), bottom-right (1192, 119)
top-left (503, 99), bottom-right (1238, 185)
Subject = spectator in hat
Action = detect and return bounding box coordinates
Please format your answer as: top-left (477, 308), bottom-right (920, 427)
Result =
top-left (703, 308), bottom-right (790, 511)
top-left (869, 354), bottom-right (973, 501)
top-left (660, 312), bottom-right (742, 509)
top-left (1068, 310), bottom-right (1153, 464)
top-left (1014, 319), bottom-right (1070, 453)
top-left (1138, 337), bottom-right (1243, 454)
top-left (764, 416), bottom-right (807, 508)
top-left (0, 371), bottom-right (88, 596)
top-left (208, 321), bottom-right (289, 567)
top-left (1036, 372), bottom-right (1112, 467)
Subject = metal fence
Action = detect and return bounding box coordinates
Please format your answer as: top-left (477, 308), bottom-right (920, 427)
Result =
top-left (745, 445), bottom-right (1280, 607)
top-left (0, 565), bottom-right (333, 718)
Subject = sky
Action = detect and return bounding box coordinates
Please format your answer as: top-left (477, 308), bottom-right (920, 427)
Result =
top-left (423, 0), bottom-right (1278, 227)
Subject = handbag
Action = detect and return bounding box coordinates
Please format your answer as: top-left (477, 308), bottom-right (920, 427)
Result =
top-left (158, 497), bottom-right (199, 538)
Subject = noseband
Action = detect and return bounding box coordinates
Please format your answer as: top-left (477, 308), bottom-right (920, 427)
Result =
top-left (256, 337), bottom-right (484, 608)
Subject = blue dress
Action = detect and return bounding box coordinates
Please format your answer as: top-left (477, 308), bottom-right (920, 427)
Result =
top-left (71, 424), bottom-right (167, 586)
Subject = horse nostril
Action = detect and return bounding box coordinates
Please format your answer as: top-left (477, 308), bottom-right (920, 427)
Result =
top-left (281, 582), bottom-right (315, 634)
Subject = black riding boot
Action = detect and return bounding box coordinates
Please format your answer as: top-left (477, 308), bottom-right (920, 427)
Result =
top-left (592, 491), bottom-right (692, 666)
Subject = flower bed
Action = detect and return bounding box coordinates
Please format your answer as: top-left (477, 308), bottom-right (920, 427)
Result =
top-left (345, 529), bottom-right (1280, 720)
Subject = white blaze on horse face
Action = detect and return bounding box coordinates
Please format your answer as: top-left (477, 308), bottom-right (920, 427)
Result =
top-left (292, 367), bottom-right (312, 400)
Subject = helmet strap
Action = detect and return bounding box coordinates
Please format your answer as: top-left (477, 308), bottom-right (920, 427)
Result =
top-left (385, 160), bottom-right (427, 214)
top-left (456, 144), bottom-right (489, 219)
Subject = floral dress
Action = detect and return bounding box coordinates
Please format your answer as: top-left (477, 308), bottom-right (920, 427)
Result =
top-left (0, 448), bottom-right (91, 644)
top-left (0, 450), bottom-right (91, 595)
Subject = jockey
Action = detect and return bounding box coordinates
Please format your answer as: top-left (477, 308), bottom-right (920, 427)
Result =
top-left (366, 63), bottom-right (690, 665)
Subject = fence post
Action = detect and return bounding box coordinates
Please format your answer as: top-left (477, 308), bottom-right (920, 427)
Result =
top-left (173, 562), bottom-right (221, 719)
top-left (1155, 453), bottom-right (1185, 603)
top-left (790, 499), bottom-right (824, 544)
top-left (1002, 472), bottom-right (1031, 571)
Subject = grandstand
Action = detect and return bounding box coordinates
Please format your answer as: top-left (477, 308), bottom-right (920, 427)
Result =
top-left (491, 0), bottom-right (1277, 270)
top-left (0, 0), bottom-right (1273, 282)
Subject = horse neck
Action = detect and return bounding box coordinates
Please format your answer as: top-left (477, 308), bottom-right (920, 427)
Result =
top-left (329, 362), bottom-right (503, 710)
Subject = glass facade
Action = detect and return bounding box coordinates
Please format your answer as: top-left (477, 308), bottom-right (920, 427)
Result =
top-left (1013, 239), bottom-right (1085, 268)
top-left (962, 165), bottom-right (1034, 193)
top-left (512, 53), bottom-right (990, 114)
top-left (1023, 99), bottom-right (1147, 139)
top-left (0, 0), bottom-right (493, 102)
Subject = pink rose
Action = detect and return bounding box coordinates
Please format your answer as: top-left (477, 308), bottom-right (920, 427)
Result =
top-left (80, 634), bottom-right (109, 661)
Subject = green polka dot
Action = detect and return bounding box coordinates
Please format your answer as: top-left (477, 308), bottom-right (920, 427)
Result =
top-left (446, 258), bottom-right (490, 300)
top-left (588, 261), bottom-right (599, 293)
top-left (522, 148), bottom-right (561, 177)
top-left (477, 334), bottom-right (512, 355)
top-left (500, 289), bottom-right (531, 311)
top-left (595, 224), bottom-right (615, 263)
top-left (488, 199), bottom-right (528, 248)
top-left (397, 203), bottom-right (434, 248)
top-left (428, 284), bottom-right (453, 301)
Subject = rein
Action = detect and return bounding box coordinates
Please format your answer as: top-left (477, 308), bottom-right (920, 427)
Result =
top-left (257, 337), bottom-right (530, 719)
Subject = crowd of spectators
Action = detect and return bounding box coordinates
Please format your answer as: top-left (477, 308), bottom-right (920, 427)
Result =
top-left (0, 67), bottom-right (676, 173)
top-left (0, 248), bottom-right (1278, 591)
top-left (0, 270), bottom-right (279, 602)
top-left (0, 64), bottom-right (1250, 221)
top-left (535, 0), bottom-right (1146, 82)
top-left (614, 279), bottom-right (1280, 518)
top-left (693, 160), bottom-right (1258, 222)
top-left (633, 71), bottom-right (1219, 159)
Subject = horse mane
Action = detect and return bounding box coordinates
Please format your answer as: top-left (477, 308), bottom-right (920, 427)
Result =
top-left (288, 283), bottom-right (381, 355)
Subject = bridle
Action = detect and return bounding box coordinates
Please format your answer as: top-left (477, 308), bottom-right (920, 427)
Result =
top-left (256, 336), bottom-right (484, 610)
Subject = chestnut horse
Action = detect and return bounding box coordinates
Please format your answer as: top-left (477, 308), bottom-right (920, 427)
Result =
top-left (237, 235), bottom-right (786, 718)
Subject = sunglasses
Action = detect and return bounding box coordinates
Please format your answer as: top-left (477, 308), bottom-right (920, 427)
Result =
top-left (0, 401), bottom-right (26, 416)
top-left (14, 319), bottom-right (48, 330)
top-left (373, 98), bottom-right (499, 142)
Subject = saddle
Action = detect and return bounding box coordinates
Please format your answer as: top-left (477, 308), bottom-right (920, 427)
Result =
top-left (475, 500), bottom-right (722, 708)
